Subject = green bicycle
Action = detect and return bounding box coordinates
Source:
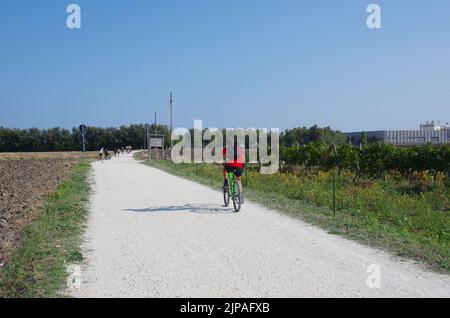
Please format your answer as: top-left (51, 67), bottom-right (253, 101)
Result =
top-left (223, 170), bottom-right (242, 212)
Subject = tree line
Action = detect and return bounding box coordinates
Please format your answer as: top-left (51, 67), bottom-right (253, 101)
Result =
top-left (0, 125), bottom-right (170, 152)
top-left (280, 125), bottom-right (347, 146)
top-left (0, 125), bottom-right (347, 152)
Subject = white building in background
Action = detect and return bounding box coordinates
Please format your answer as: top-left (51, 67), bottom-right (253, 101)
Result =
top-left (346, 121), bottom-right (450, 146)
top-left (420, 120), bottom-right (450, 131)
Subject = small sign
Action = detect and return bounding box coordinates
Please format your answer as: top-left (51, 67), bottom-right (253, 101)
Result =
top-left (150, 138), bottom-right (163, 148)
top-left (79, 124), bottom-right (87, 134)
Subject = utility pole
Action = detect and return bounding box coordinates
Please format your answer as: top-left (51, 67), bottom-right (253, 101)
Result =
top-left (169, 92), bottom-right (173, 149)
top-left (154, 112), bottom-right (157, 135)
top-left (145, 123), bottom-right (150, 150)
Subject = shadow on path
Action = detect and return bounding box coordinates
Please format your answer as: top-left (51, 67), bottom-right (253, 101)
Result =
top-left (123, 203), bottom-right (234, 214)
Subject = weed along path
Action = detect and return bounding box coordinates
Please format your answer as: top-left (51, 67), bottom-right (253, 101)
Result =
top-left (71, 153), bottom-right (450, 298)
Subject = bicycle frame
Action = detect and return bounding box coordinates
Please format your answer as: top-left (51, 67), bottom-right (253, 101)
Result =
top-left (223, 170), bottom-right (242, 212)
top-left (226, 171), bottom-right (237, 198)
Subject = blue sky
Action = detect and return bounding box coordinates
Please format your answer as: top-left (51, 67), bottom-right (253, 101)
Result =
top-left (0, 0), bottom-right (449, 132)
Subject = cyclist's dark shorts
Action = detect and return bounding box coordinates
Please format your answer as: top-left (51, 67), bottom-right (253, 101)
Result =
top-left (224, 165), bottom-right (243, 177)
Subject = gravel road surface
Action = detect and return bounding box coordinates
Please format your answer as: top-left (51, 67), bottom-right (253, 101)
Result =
top-left (70, 153), bottom-right (450, 297)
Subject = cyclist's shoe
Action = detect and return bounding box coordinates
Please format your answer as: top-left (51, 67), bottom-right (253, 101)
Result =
top-left (223, 180), bottom-right (229, 191)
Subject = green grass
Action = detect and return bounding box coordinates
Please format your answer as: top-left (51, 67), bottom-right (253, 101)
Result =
top-left (144, 160), bottom-right (450, 273)
top-left (0, 162), bottom-right (91, 298)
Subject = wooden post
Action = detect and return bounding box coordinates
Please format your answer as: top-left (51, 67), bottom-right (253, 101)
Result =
top-left (332, 143), bottom-right (338, 216)
top-left (332, 169), bottom-right (336, 216)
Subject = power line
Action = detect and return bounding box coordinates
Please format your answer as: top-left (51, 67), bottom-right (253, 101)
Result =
top-left (187, 89), bottom-right (450, 105)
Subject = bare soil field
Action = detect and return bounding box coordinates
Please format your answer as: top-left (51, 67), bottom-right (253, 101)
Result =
top-left (0, 151), bottom-right (97, 160)
top-left (0, 152), bottom-right (92, 265)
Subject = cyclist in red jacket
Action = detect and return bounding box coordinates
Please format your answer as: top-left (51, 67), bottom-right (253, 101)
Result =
top-left (222, 144), bottom-right (245, 195)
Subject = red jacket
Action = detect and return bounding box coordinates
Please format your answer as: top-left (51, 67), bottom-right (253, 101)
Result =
top-left (223, 146), bottom-right (244, 169)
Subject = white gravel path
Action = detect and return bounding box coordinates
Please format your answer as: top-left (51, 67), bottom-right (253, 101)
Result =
top-left (70, 153), bottom-right (450, 298)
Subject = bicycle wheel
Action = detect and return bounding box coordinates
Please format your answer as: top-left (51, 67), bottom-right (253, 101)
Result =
top-left (232, 180), bottom-right (241, 213)
top-left (223, 179), bottom-right (230, 207)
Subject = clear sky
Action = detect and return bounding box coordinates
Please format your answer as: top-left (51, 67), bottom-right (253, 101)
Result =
top-left (0, 0), bottom-right (449, 132)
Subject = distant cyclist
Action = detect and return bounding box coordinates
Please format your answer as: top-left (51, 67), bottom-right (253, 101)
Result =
top-left (99, 147), bottom-right (104, 162)
top-left (222, 143), bottom-right (245, 202)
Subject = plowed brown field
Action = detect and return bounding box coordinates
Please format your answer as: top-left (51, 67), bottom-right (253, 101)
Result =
top-left (0, 153), bottom-right (94, 265)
